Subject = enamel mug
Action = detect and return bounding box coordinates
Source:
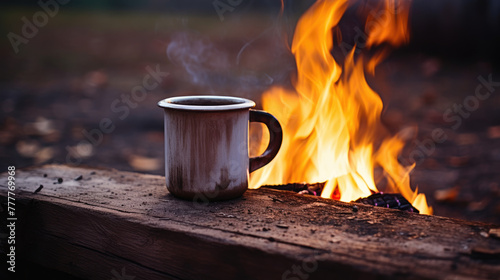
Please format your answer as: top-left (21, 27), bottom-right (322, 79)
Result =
top-left (158, 95), bottom-right (282, 201)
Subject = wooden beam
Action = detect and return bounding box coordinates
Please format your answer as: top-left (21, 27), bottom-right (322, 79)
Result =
top-left (1, 165), bottom-right (499, 280)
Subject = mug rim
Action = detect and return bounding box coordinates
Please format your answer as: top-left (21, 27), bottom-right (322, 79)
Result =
top-left (158, 95), bottom-right (256, 111)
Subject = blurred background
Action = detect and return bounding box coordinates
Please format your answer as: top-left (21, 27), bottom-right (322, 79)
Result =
top-left (1, 0), bottom-right (500, 224)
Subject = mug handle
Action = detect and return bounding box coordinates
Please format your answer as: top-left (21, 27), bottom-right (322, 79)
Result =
top-left (249, 109), bottom-right (283, 173)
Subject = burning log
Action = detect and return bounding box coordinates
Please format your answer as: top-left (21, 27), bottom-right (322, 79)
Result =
top-left (354, 193), bottom-right (419, 213)
top-left (261, 182), bottom-right (326, 196)
top-left (262, 183), bottom-right (419, 213)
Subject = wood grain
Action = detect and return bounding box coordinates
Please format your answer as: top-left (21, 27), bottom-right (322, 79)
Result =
top-left (1, 164), bottom-right (499, 280)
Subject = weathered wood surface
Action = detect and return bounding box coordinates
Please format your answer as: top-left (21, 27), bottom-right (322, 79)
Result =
top-left (0, 164), bottom-right (499, 280)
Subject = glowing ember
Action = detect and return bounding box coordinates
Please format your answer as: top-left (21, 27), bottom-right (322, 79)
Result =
top-left (250, 0), bottom-right (432, 215)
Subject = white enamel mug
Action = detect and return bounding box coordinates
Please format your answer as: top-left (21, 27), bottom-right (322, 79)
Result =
top-left (158, 95), bottom-right (282, 201)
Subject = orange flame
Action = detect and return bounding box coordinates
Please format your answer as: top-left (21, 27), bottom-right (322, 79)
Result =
top-left (250, 0), bottom-right (432, 215)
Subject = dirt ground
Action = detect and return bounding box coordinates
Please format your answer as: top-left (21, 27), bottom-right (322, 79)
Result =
top-left (1, 9), bottom-right (499, 224)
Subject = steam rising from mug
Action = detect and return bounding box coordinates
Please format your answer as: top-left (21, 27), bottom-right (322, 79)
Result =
top-left (166, 32), bottom-right (278, 93)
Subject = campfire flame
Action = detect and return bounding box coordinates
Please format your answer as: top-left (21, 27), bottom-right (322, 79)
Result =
top-left (250, 0), bottom-right (432, 215)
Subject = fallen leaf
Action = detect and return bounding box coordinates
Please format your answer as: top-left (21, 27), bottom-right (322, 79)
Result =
top-left (34, 147), bottom-right (54, 164)
top-left (434, 186), bottom-right (460, 202)
top-left (421, 158), bottom-right (440, 170)
top-left (421, 58), bottom-right (441, 77)
top-left (42, 131), bottom-right (61, 143)
top-left (146, 131), bottom-right (164, 143)
top-left (489, 228), bottom-right (500, 239)
top-left (470, 245), bottom-right (500, 259)
top-left (425, 109), bottom-right (446, 124)
top-left (16, 140), bottom-right (40, 157)
top-left (448, 156), bottom-right (470, 167)
top-left (23, 117), bottom-right (57, 136)
top-left (0, 130), bottom-right (16, 145)
top-left (382, 110), bottom-right (404, 131)
top-left (68, 142), bottom-right (94, 158)
top-left (468, 199), bottom-right (490, 212)
top-left (490, 183), bottom-right (500, 197)
top-left (84, 70), bottom-right (108, 95)
top-left (397, 126), bottom-right (418, 142)
top-left (455, 133), bottom-right (479, 146)
top-left (33, 117), bottom-right (56, 135)
top-left (420, 88), bottom-right (437, 105)
top-left (494, 204), bottom-right (500, 215)
top-left (128, 155), bottom-right (161, 171)
top-left (487, 126), bottom-right (500, 139)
